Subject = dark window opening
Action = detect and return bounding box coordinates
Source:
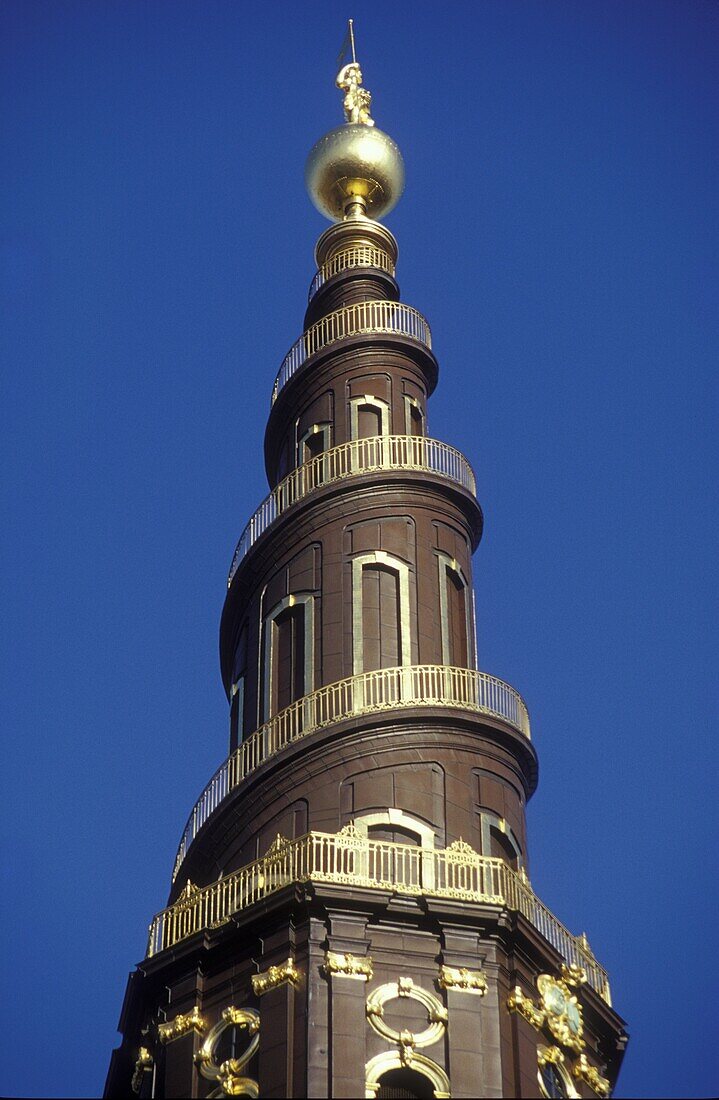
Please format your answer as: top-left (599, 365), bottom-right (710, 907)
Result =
top-left (303, 429), bottom-right (326, 462)
top-left (367, 824), bottom-right (421, 845)
top-left (445, 567), bottom-right (468, 667)
top-left (540, 1062), bottom-right (569, 1099)
top-left (489, 825), bottom-right (520, 869)
top-left (408, 403), bottom-right (424, 436)
top-left (362, 564), bottom-right (401, 672)
top-left (377, 1067), bottom-right (436, 1099)
top-left (272, 605), bottom-right (305, 714)
top-left (358, 403), bottom-right (383, 438)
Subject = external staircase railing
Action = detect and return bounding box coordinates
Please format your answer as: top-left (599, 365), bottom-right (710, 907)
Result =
top-left (308, 245), bottom-right (396, 300)
top-left (228, 434), bottom-right (475, 584)
top-left (272, 300), bottom-right (431, 404)
top-left (172, 664), bottom-right (530, 881)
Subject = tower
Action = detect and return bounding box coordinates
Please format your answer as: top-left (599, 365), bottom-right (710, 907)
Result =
top-left (106, 46), bottom-right (627, 1100)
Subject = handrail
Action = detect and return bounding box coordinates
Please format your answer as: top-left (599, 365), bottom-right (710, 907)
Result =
top-left (172, 664), bottom-right (530, 881)
top-left (152, 828), bottom-right (611, 1005)
top-left (228, 434), bottom-right (475, 585)
top-left (272, 300), bottom-right (431, 404)
top-left (308, 245), bottom-right (396, 300)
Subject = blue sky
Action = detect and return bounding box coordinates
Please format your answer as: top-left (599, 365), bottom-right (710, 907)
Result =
top-left (1, 2), bottom-right (717, 1096)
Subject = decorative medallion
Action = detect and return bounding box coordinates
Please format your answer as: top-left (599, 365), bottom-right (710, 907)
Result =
top-left (366, 977), bottom-right (447, 1065)
top-left (438, 965), bottom-right (488, 995)
top-left (571, 1053), bottom-right (611, 1098)
top-left (324, 950), bottom-right (374, 980)
top-left (195, 1006), bottom-right (260, 1098)
top-left (251, 957), bottom-right (301, 996)
top-left (157, 1006), bottom-right (206, 1044)
top-left (537, 974), bottom-right (584, 1052)
top-left (130, 1047), bottom-right (152, 1094)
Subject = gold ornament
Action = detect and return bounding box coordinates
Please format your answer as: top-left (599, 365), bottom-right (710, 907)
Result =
top-left (366, 977), bottom-right (447, 1055)
top-left (324, 950), bottom-right (374, 980)
top-left (306, 124), bottom-right (405, 223)
top-left (157, 1005), bottom-right (206, 1044)
top-left (537, 974), bottom-right (585, 1053)
top-left (251, 957), bottom-right (301, 996)
top-left (507, 986), bottom-right (546, 1030)
top-left (196, 1007), bottom-right (260, 1098)
top-left (337, 62), bottom-right (374, 127)
top-left (561, 963), bottom-right (588, 987)
top-left (438, 965), bottom-right (488, 995)
top-left (572, 1053), bottom-right (611, 1097)
top-left (131, 1047), bottom-right (152, 1094)
top-left (537, 1043), bottom-right (565, 1067)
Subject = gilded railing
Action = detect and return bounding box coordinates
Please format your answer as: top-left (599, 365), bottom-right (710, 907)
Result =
top-left (172, 665), bottom-right (530, 881)
top-left (308, 246), bottom-right (396, 299)
top-left (229, 434), bottom-right (475, 584)
top-left (152, 829), bottom-right (611, 1004)
top-left (272, 300), bottom-right (431, 403)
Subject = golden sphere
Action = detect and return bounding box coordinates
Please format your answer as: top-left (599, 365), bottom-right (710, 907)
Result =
top-left (305, 124), bottom-right (405, 222)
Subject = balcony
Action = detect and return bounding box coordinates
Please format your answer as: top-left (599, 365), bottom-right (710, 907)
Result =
top-left (308, 245), bottom-right (396, 300)
top-left (271, 300), bottom-right (432, 404)
top-left (150, 827), bottom-right (611, 1006)
top-left (172, 664), bottom-right (530, 881)
top-left (228, 434), bottom-right (476, 585)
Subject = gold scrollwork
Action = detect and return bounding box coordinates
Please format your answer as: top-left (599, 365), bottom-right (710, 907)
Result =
top-left (537, 974), bottom-right (585, 1053)
top-left (264, 833), bottom-right (291, 856)
top-left (366, 977), bottom-right (448, 1056)
top-left (251, 957), bottom-right (301, 996)
top-left (572, 1053), bottom-right (611, 1097)
top-left (131, 1047), bottom-right (152, 1094)
top-left (537, 1043), bottom-right (565, 1066)
top-left (561, 963), bottom-right (588, 987)
top-left (324, 950), bottom-right (374, 980)
top-left (444, 837), bottom-right (479, 860)
top-left (438, 964), bottom-right (488, 995)
top-left (195, 1007), bottom-right (260, 1098)
top-left (158, 1006), bottom-right (206, 1044)
top-left (507, 986), bottom-right (546, 1030)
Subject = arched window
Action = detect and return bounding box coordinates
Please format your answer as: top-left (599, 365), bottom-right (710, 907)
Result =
top-left (297, 421), bottom-right (331, 464)
top-left (349, 394), bottom-right (391, 439)
top-left (436, 552), bottom-right (473, 667)
top-left (262, 595), bottom-right (314, 720)
top-left (230, 627), bottom-right (247, 748)
top-left (403, 395), bottom-right (425, 437)
top-left (537, 1051), bottom-right (579, 1099)
top-left (351, 811), bottom-right (436, 891)
top-left (376, 1067), bottom-right (435, 1099)
top-left (352, 810), bottom-right (436, 849)
top-left (478, 810), bottom-right (523, 869)
top-left (365, 1052), bottom-right (450, 1100)
top-left (352, 551), bottom-right (411, 675)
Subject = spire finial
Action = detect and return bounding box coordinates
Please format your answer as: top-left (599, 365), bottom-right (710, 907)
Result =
top-left (335, 21), bottom-right (375, 127)
top-left (304, 22), bottom-right (404, 222)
